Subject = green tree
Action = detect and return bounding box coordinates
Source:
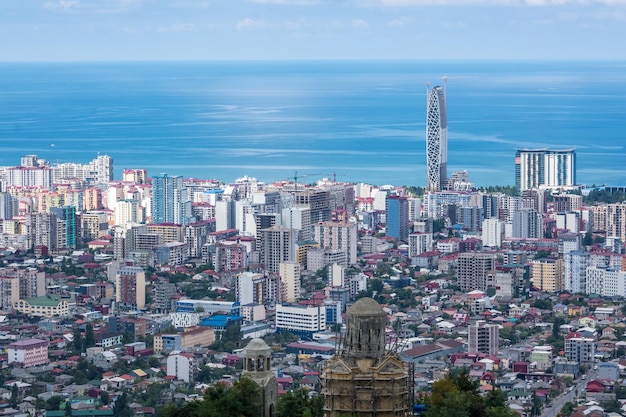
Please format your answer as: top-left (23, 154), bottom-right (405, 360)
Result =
top-left (46, 395), bottom-right (65, 411)
top-left (72, 327), bottom-right (84, 352)
top-left (100, 391), bottom-right (110, 406)
top-left (64, 401), bottom-right (73, 417)
top-left (9, 384), bottom-right (18, 407)
top-left (277, 389), bottom-right (323, 417)
top-left (532, 298), bottom-right (553, 310)
top-left (160, 377), bottom-right (262, 417)
top-left (112, 392), bottom-right (133, 417)
top-left (557, 401), bottom-right (575, 417)
top-left (85, 323), bottom-right (95, 348)
top-left (422, 371), bottom-right (516, 417)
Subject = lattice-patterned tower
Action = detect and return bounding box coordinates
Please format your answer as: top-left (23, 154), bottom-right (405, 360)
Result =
top-left (321, 297), bottom-right (410, 417)
top-left (426, 79), bottom-right (448, 192)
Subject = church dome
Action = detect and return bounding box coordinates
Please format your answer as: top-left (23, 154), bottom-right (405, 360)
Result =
top-left (243, 338), bottom-right (271, 357)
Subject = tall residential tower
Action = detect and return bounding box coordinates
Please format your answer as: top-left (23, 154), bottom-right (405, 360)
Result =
top-left (426, 80), bottom-right (448, 192)
top-left (515, 148), bottom-right (576, 192)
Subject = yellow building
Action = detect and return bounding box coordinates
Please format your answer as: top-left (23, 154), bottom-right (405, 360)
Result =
top-left (15, 295), bottom-right (69, 317)
top-left (531, 258), bottom-right (564, 293)
top-left (146, 224), bottom-right (183, 243)
top-left (153, 326), bottom-right (215, 354)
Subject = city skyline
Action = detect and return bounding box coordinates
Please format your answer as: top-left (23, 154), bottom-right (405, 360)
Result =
top-left (1, 1), bottom-right (625, 61)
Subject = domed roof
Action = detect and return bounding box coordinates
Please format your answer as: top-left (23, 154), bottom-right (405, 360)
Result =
top-left (348, 297), bottom-right (385, 316)
top-left (243, 338), bottom-right (271, 355)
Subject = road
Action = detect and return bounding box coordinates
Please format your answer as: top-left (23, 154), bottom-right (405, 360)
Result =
top-left (540, 369), bottom-right (598, 417)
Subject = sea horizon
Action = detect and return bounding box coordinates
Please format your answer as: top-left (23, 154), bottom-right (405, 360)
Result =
top-left (1, 59), bottom-right (625, 188)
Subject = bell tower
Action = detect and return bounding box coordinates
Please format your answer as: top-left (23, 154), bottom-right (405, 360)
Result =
top-left (242, 338), bottom-right (278, 417)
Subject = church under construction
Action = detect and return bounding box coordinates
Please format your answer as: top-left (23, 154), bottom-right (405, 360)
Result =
top-left (321, 297), bottom-right (411, 417)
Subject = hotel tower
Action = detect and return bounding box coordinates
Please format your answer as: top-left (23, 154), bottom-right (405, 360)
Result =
top-left (426, 79), bottom-right (448, 192)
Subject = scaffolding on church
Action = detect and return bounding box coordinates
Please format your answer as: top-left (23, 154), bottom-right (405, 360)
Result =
top-left (321, 297), bottom-right (411, 417)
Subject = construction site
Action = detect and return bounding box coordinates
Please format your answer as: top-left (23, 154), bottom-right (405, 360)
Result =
top-left (321, 297), bottom-right (411, 417)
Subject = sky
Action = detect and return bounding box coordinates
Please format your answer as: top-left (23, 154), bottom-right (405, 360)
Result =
top-left (1, 0), bottom-right (625, 61)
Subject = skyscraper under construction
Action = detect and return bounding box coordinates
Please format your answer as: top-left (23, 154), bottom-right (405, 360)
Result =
top-left (426, 80), bottom-right (448, 192)
top-left (321, 297), bottom-right (410, 417)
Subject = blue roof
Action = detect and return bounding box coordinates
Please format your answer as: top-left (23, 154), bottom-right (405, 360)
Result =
top-left (199, 315), bottom-right (244, 327)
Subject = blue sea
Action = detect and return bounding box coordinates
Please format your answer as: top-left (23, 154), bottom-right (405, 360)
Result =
top-left (1, 60), bottom-right (625, 187)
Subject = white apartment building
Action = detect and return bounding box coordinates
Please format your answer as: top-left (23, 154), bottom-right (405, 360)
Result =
top-left (275, 304), bottom-right (326, 337)
top-left (586, 265), bottom-right (626, 297)
top-left (482, 218), bottom-right (504, 248)
top-left (312, 221), bottom-right (358, 266)
top-left (468, 320), bottom-right (499, 355)
top-left (565, 335), bottom-right (596, 363)
top-left (237, 271), bottom-right (267, 306)
top-left (114, 199), bottom-right (144, 226)
top-left (166, 352), bottom-right (197, 383)
top-left (563, 251), bottom-right (590, 293)
top-left (555, 212), bottom-right (580, 233)
top-left (408, 232), bottom-right (432, 258)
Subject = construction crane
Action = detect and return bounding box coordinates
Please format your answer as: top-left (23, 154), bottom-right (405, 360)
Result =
top-left (325, 171), bottom-right (346, 183)
top-left (283, 171), bottom-right (322, 208)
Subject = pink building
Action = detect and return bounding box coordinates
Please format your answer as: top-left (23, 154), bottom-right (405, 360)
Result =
top-left (7, 338), bottom-right (49, 367)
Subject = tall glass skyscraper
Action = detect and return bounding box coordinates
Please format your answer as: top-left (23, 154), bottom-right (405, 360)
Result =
top-left (385, 195), bottom-right (408, 240)
top-left (152, 173), bottom-right (192, 225)
top-left (426, 83), bottom-right (447, 192)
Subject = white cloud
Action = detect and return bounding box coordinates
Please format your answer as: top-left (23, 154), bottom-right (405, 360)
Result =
top-left (352, 18), bottom-right (370, 27)
top-left (248, 0), bottom-right (320, 6)
top-left (236, 18), bottom-right (267, 30)
top-left (43, 0), bottom-right (144, 13)
top-left (388, 17), bottom-right (411, 26)
top-left (43, 0), bottom-right (81, 10)
top-left (250, 0), bottom-right (320, 4)
top-left (367, 0), bottom-right (626, 5)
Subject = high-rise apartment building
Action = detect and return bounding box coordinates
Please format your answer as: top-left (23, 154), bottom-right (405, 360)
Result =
top-left (115, 199), bottom-right (144, 226)
top-left (512, 208), bottom-right (543, 239)
top-left (586, 265), bottom-right (626, 297)
top-left (531, 258), bottom-right (563, 293)
top-left (115, 266), bottom-right (146, 310)
top-left (50, 206), bottom-right (77, 248)
top-left (385, 195), bottom-right (409, 240)
top-left (564, 251), bottom-right (589, 293)
top-left (279, 261), bottom-right (301, 303)
top-left (237, 271), bottom-right (267, 306)
top-left (482, 218), bottom-right (504, 248)
top-left (123, 168), bottom-right (148, 184)
top-left (0, 193), bottom-right (18, 220)
top-left (26, 213), bottom-right (57, 250)
top-left (426, 84), bottom-right (447, 192)
top-left (260, 225), bottom-right (296, 273)
top-left (468, 320), bottom-right (499, 355)
top-left (312, 221), bottom-right (358, 266)
top-left (408, 232), bottom-right (432, 258)
top-left (152, 173), bottom-right (192, 225)
top-left (457, 252), bottom-right (497, 291)
top-left (0, 276), bottom-right (19, 310)
top-left (607, 203), bottom-right (626, 241)
top-left (515, 148), bottom-right (576, 191)
top-left (6, 166), bottom-right (54, 190)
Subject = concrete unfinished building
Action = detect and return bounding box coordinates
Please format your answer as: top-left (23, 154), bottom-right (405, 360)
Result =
top-left (321, 297), bottom-right (410, 417)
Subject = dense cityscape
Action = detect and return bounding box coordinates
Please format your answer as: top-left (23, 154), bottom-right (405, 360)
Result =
top-left (1, 82), bottom-right (626, 417)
